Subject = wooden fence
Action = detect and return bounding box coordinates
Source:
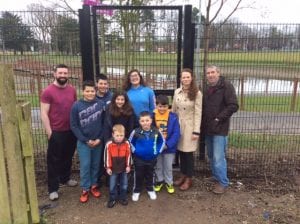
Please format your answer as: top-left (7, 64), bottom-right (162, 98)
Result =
top-left (0, 64), bottom-right (39, 224)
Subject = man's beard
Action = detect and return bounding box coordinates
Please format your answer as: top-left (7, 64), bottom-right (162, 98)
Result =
top-left (56, 77), bottom-right (68, 85)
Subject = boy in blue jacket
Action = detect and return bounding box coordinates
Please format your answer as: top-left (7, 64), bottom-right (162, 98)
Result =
top-left (70, 80), bottom-right (105, 203)
top-left (153, 95), bottom-right (180, 194)
top-left (129, 111), bottom-right (165, 201)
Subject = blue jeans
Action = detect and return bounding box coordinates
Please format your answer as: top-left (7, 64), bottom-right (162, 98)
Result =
top-left (77, 141), bottom-right (102, 191)
top-left (205, 135), bottom-right (229, 187)
top-left (109, 172), bottom-right (128, 201)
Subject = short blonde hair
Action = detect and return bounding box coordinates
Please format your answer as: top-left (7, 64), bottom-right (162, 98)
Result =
top-left (112, 124), bottom-right (125, 134)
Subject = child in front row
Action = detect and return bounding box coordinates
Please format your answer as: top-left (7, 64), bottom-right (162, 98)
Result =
top-left (104, 124), bottom-right (132, 208)
top-left (129, 111), bottom-right (165, 201)
top-left (70, 80), bottom-right (105, 203)
top-left (153, 95), bottom-right (180, 194)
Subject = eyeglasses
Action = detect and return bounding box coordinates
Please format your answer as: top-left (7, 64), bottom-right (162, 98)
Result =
top-left (130, 74), bottom-right (139, 78)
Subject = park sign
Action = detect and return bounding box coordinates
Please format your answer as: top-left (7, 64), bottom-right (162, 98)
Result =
top-left (83, 0), bottom-right (114, 16)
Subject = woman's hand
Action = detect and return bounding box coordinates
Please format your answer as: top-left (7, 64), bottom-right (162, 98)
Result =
top-left (191, 134), bottom-right (199, 141)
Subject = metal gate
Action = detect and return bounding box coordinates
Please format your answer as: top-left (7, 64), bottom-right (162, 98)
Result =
top-left (79, 4), bottom-right (195, 95)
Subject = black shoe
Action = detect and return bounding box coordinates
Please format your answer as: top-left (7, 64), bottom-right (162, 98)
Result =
top-left (119, 199), bottom-right (128, 206)
top-left (107, 200), bottom-right (116, 208)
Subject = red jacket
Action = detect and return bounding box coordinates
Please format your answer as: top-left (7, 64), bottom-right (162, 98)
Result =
top-left (104, 139), bottom-right (132, 174)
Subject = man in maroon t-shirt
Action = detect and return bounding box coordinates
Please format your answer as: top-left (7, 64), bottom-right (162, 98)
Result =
top-left (41, 64), bottom-right (77, 201)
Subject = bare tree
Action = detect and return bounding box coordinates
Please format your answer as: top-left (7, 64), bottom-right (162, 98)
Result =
top-left (27, 3), bottom-right (58, 53)
top-left (202, 0), bottom-right (255, 77)
top-left (43, 0), bottom-right (78, 15)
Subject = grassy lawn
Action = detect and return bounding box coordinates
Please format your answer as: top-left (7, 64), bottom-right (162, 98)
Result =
top-left (1, 50), bottom-right (299, 69)
top-left (229, 132), bottom-right (300, 151)
top-left (239, 95), bottom-right (300, 112)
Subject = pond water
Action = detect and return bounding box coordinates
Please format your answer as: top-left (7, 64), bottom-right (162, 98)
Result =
top-left (232, 78), bottom-right (299, 95)
top-left (105, 67), bottom-right (299, 95)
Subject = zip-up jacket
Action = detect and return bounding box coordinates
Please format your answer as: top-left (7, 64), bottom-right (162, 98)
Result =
top-left (96, 90), bottom-right (113, 106)
top-left (153, 111), bottom-right (181, 153)
top-left (129, 127), bottom-right (165, 161)
top-left (202, 76), bottom-right (239, 136)
top-left (104, 139), bottom-right (132, 174)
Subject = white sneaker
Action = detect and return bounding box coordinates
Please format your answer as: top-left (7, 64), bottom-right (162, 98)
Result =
top-left (147, 191), bottom-right (157, 200)
top-left (60, 179), bottom-right (78, 187)
top-left (132, 193), bottom-right (140, 202)
top-left (49, 191), bottom-right (59, 201)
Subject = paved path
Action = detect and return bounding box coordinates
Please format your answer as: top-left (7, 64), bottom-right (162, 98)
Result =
top-left (31, 108), bottom-right (300, 135)
top-left (231, 111), bottom-right (300, 134)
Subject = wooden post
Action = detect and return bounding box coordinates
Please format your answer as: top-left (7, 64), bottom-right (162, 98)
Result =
top-left (37, 72), bottom-right (42, 101)
top-left (0, 64), bottom-right (29, 224)
top-left (0, 119), bottom-right (12, 223)
top-left (291, 78), bottom-right (298, 112)
top-left (17, 102), bottom-right (40, 224)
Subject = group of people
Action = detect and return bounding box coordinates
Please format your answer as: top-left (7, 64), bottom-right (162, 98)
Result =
top-left (40, 64), bottom-right (238, 208)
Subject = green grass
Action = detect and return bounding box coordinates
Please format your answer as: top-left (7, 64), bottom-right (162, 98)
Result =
top-left (229, 132), bottom-right (300, 151)
top-left (2, 51), bottom-right (299, 69)
top-left (207, 51), bottom-right (300, 67)
top-left (240, 95), bottom-right (300, 112)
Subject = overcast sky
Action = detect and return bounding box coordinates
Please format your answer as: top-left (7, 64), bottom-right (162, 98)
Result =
top-left (0, 0), bottom-right (299, 23)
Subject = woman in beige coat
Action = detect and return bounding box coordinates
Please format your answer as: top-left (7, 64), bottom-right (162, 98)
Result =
top-left (172, 68), bottom-right (202, 190)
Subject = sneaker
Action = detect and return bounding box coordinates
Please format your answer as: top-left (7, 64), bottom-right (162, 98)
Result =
top-left (154, 182), bottom-right (164, 192)
top-left (166, 184), bottom-right (175, 194)
top-left (147, 191), bottom-right (157, 200)
top-left (119, 199), bottom-right (128, 206)
top-left (60, 179), bottom-right (78, 187)
top-left (107, 200), bottom-right (116, 208)
top-left (212, 183), bottom-right (227, 194)
top-left (80, 190), bottom-right (89, 203)
top-left (90, 185), bottom-right (101, 198)
top-left (132, 193), bottom-right (140, 202)
top-left (49, 191), bottom-right (59, 201)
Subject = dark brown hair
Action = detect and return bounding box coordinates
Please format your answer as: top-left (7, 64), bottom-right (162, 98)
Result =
top-left (109, 91), bottom-right (134, 117)
top-left (54, 64), bottom-right (68, 72)
top-left (181, 68), bottom-right (199, 101)
top-left (156, 94), bottom-right (169, 105)
top-left (123, 69), bottom-right (146, 91)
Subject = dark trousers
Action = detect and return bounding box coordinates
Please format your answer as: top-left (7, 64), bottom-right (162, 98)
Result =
top-left (178, 151), bottom-right (194, 178)
top-left (47, 130), bottom-right (76, 193)
top-left (133, 156), bottom-right (156, 193)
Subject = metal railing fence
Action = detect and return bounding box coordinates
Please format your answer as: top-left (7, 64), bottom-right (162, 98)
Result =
top-left (0, 10), bottom-right (299, 177)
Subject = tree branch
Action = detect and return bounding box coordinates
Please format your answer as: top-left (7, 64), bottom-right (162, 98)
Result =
top-left (209, 0), bottom-right (224, 23)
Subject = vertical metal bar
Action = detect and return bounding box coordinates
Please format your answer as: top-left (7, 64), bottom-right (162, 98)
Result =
top-left (79, 5), bottom-right (94, 81)
top-left (177, 7), bottom-right (183, 88)
top-left (92, 6), bottom-right (100, 76)
top-left (183, 5), bottom-right (195, 70)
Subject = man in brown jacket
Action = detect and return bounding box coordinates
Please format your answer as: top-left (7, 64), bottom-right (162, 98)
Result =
top-left (202, 65), bottom-right (238, 194)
